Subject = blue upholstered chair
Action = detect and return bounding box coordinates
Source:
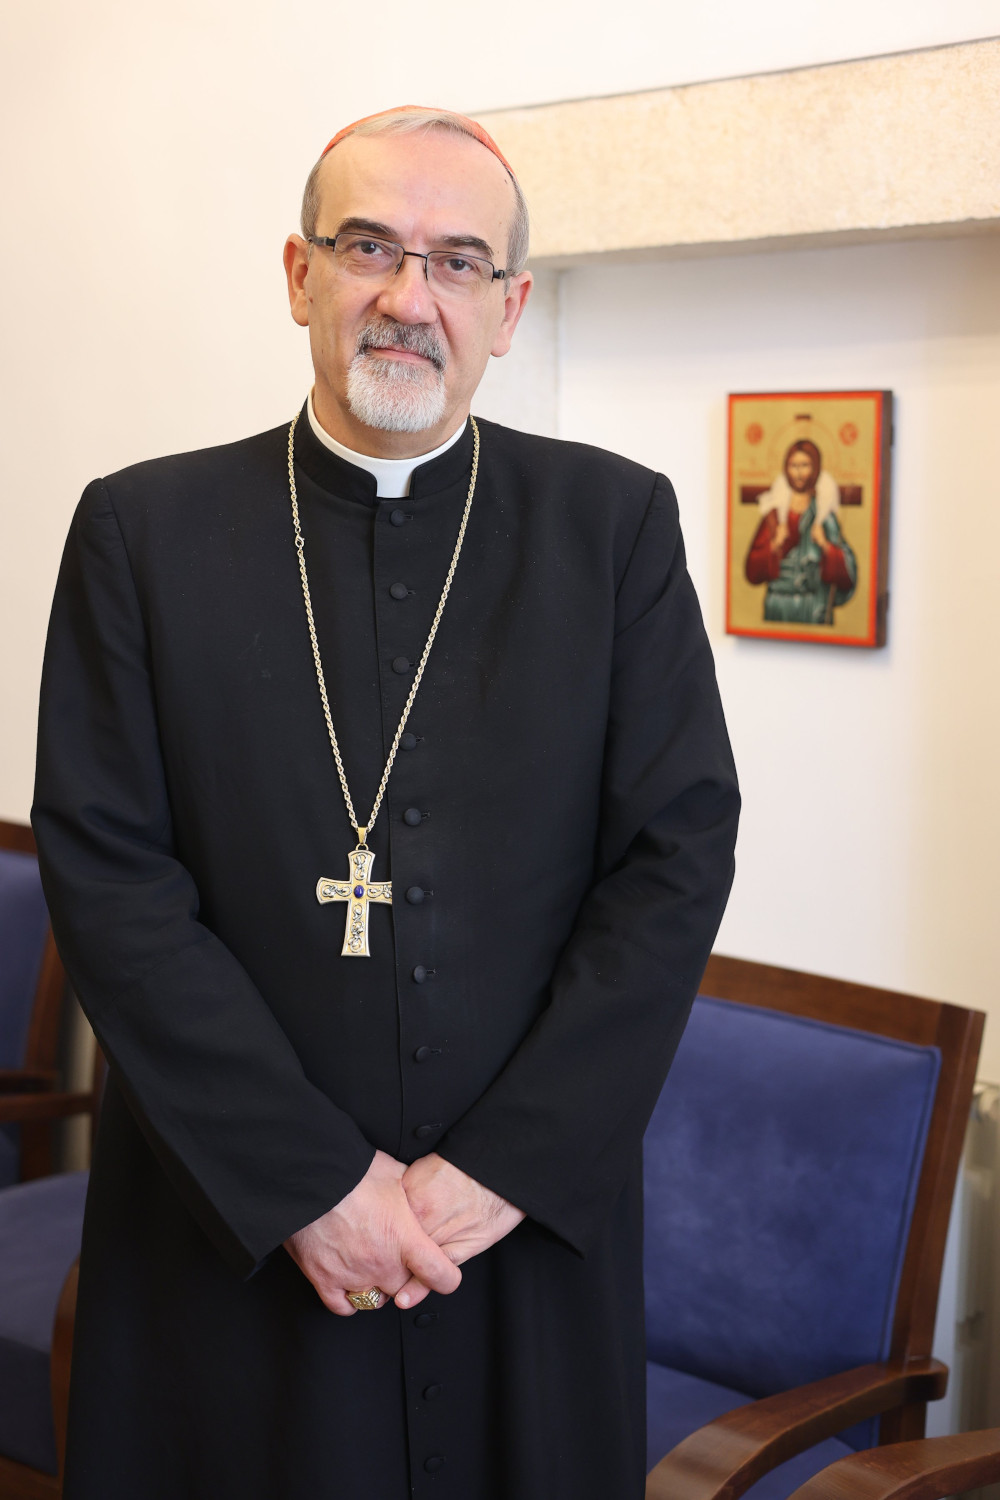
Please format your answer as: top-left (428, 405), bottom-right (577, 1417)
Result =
top-left (0, 1138), bottom-right (96, 1495)
top-left (0, 1176), bottom-right (86, 1491)
top-left (644, 956), bottom-right (983, 1500)
top-left (0, 820), bottom-right (72, 1185)
top-left (0, 823), bottom-right (97, 1496)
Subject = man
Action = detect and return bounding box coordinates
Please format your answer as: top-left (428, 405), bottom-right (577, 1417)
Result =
top-left (33, 107), bottom-right (739, 1499)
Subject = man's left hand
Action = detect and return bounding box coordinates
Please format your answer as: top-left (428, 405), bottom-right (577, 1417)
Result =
top-left (394, 1154), bottom-right (525, 1309)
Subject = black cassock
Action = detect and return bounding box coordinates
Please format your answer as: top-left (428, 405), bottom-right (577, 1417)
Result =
top-left (33, 410), bottom-right (739, 1500)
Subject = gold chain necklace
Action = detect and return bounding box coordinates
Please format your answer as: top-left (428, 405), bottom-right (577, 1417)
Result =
top-left (287, 411), bottom-right (480, 957)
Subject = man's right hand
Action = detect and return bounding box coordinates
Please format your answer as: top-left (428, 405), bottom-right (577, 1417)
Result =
top-left (283, 1149), bottom-right (461, 1317)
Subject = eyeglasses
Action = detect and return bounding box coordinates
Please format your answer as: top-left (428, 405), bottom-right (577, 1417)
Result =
top-left (307, 232), bottom-right (508, 301)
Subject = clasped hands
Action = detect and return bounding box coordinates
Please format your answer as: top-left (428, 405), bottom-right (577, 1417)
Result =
top-left (284, 1150), bottom-right (525, 1317)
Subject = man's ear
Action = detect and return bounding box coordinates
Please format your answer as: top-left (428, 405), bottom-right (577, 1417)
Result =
top-left (491, 271), bottom-right (533, 358)
top-left (283, 235), bottom-right (311, 328)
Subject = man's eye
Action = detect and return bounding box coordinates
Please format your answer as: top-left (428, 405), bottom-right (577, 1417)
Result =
top-left (431, 255), bottom-right (481, 281)
top-left (341, 237), bottom-right (392, 258)
top-left (336, 238), bottom-right (398, 275)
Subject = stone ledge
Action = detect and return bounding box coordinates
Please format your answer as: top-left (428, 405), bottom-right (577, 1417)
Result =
top-left (478, 39), bottom-right (1000, 264)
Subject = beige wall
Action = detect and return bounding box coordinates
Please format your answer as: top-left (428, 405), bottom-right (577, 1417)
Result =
top-left (2, 5), bottom-right (999, 1077)
top-left (556, 233), bottom-right (1000, 1079)
top-left (3, 1), bottom-right (997, 813)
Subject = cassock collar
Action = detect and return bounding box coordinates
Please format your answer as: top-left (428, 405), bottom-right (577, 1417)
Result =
top-left (291, 399), bottom-right (476, 507)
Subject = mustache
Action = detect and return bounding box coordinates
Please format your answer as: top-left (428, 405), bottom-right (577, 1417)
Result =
top-left (355, 317), bottom-right (446, 373)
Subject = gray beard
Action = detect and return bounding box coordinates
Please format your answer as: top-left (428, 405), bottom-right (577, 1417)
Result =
top-left (345, 318), bottom-right (447, 434)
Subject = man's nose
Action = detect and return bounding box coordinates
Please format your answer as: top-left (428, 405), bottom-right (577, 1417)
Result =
top-left (374, 253), bottom-right (439, 324)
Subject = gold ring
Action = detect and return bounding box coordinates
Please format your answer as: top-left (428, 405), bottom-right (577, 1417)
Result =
top-left (346, 1287), bottom-right (386, 1311)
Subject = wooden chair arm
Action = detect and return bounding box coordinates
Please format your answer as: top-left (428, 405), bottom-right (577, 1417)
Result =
top-left (51, 1259), bottom-right (79, 1480)
top-left (786, 1428), bottom-right (1000, 1500)
top-left (0, 1090), bottom-right (95, 1124)
top-left (645, 1360), bottom-right (949, 1500)
top-left (0, 1068), bottom-right (59, 1093)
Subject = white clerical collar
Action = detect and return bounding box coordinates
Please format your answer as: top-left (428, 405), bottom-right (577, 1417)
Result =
top-left (306, 391), bottom-right (466, 499)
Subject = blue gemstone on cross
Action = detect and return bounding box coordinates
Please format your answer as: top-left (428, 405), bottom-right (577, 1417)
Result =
top-left (354, 885), bottom-right (365, 898)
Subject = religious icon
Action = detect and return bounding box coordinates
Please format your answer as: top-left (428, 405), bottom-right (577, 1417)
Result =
top-left (726, 391), bottom-right (892, 648)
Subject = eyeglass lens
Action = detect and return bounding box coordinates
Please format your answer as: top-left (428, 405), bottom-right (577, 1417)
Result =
top-left (333, 235), bottom-right (496, 297)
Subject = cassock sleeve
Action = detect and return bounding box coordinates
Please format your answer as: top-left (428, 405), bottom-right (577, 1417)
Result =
top-left (32, 480), bottom-right (376, 1277)
top-left (436, 474), bottom-right (740, 1255)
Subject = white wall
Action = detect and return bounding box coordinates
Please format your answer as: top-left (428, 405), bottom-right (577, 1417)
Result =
top-left (558, 234), bottom-right (1000, 1078)
top-left (3, 3), bottom-right (999, 1070)
top-left (3, 0), bottom-right (998, 815)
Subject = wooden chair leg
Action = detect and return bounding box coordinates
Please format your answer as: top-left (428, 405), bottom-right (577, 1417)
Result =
top-left (880, 1402), bottom-right (928, 1444)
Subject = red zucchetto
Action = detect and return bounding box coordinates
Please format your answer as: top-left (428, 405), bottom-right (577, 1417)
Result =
top-left (320, 105), bottom-right (516, 179)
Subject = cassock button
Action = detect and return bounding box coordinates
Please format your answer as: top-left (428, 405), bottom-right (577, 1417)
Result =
top-left (412, 965), bottom-right (429, 983)
top-left (424, 1455), bottom-right (446, 1474)
top-left (389, 582), bottom-right (409, 600)
top-left (414, 1123), bottom-right (441, 1139)
top-left (414, 1045), bottom-right (436, 1063)
top-left (405, 886), bottom-right (425, 904)
top-left (414, 1311), bottom-right (437, 1328)
top-left (392, 656), bottom-right (411, 675)
top-left (423, 1383), bottom-right (443, 1401)
top-left (403, 807), bottom-right (423, 826)
top-left (400, 732), bottom-right (418, 751)
top-left (389, 508), bottom-right (408, 527)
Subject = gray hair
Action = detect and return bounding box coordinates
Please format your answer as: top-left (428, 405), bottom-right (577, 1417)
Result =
top-left (300, 108), bottom-right (530, 276)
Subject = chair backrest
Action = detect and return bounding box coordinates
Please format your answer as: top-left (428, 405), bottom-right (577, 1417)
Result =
top-left (643, 956), bottom-right (983, 1446)
top-left (0, 822), bottom-right (69, 1186)
top-left (0, 846), bottom-right (49, 1071)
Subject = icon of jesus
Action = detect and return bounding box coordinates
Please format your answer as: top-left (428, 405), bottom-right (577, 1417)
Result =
top-left (744, 439), bottom-right (857, 626)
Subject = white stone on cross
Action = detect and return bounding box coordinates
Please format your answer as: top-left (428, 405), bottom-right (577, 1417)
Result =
top-left (316, 845), bottom-right (392, 958)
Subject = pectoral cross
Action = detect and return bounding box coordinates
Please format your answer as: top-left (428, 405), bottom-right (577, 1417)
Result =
top-left (316, 845), bottom-right (392, 958)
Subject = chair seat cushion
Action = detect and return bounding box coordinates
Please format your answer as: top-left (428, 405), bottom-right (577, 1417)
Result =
top-left (647, 1362), bottom-right (855, 1499)
top-left (0, 1171), bottom-right (88, 1474)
